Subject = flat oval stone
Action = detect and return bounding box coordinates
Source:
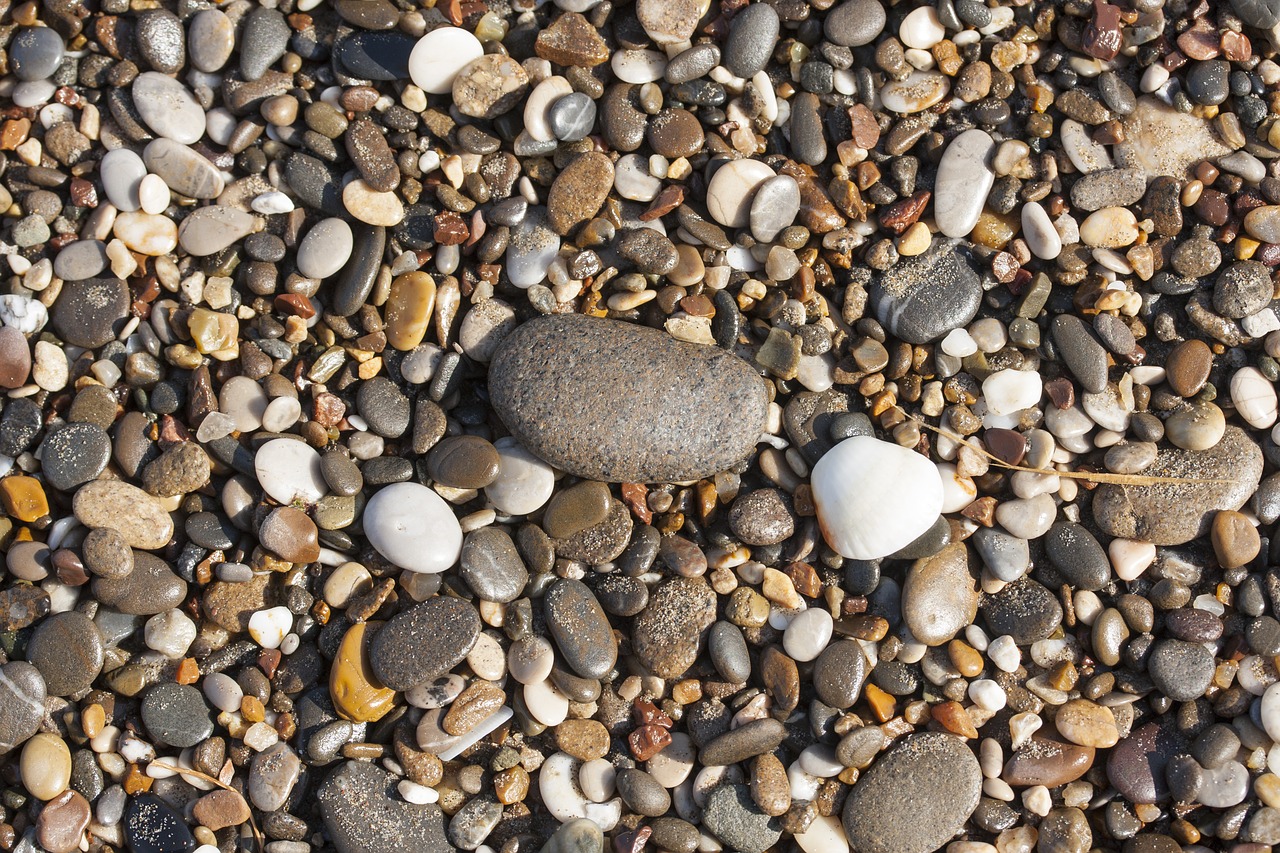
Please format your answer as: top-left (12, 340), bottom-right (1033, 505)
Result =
top-left (409, 27), bottom-right (483, 94)
top-left (363, 482), bottom-right (462, 574)
top-left (239, 7), bottom-right (289, 80)
top-left (369, 597), bottom-right (481, 690)
top-left (100, 149), bottom-right (147, 211)
top-left (750, 175), bottom-right (800, 243)
top-left (489, 314), bottom-right (767, 482)
top-left (26, 611), bottom-right (101, 696)
top-left (317, 761), bottom-right (453, 853)
top-left (460, 527), bottom-right (528, 603)
top-left (73, 480), bottom-right (174, 549)
top-left (332, 224), bottom-right (386, 315)
top-left (902, 542), bottom-right (979, 645)
top-left (131, 72), bottom-right (206, 144)
top-left (125, 793), bottom-right (195, 853)
top-left (632, 577), bottom-right (717, 678)
top-left (842, 733), bottom-right (981, 853)
top-left (1004, 736), bottom-right (1095, 787)
top-left (813, 639), bottom-right (868, 708)
top-left (92, 552), bottom-right (185, 615)
top-left (141, 682), bottom-right (212, 748)
top-left (934, 129), bottom-right (995, 239)
top-left (881, 71), bottom-right (950, 113)
top-left (506, 207), bottom-right (560, 289)
top-left (544, 578), bottom-right (618, 680)
top-left (41, 422), bottom-right (110, 492)
top-left (0, 661), bottom-right (46, 753)
top-left (1106, 722), bottom-right (1187, 804)
top-left (53, 240), bottom-right (108, 282)
top-left (51, 277), bottom-right (128, 348)
top-left (10, 28), bottom-right (65, 81)
top-left (723, 3), bottom-right (778, 78)
top-left (871, 240), bottom-right (982, 344)
top-left (188, 9), bottom-right (234, 72)
top-left (142, 139), bottom-right (224, 200)
top-left (1093, 425), bottom-right (1262, 545)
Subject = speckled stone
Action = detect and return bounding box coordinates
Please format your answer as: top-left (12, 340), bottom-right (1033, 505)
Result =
top-left (318, 761), bottom-right (453, 853)
top-left (871, 240), bottom-right (982, 344)
top-left (368, 597), bottom-right (481, 691)
top-left (489, 314), bottom-right (767, 482)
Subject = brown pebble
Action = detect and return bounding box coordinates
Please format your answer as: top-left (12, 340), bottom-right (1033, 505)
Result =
top-left (1165, 339), bottom-right (1212, 397)
top-left (1211, 510), bottom-right (1260, 569)
top-left (259, 506), bottom-right (321, 564)
top-left (192, 789), bottom-right (251, 831)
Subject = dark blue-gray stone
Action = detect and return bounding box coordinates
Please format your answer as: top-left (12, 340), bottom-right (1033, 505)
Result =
top-left (336, 31), bottom-right (416, 80)
top-left (318, 761), bottom-right (453, 853)
top-left (10, 27), bottom-right (65, 81)
top-left (871, 240), bottom-right (981, 344)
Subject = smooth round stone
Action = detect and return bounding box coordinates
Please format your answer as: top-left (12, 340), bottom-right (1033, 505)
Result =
top-left (982, 368), bottom-right (1042, 416)
top-left (750, 175), bottom-right (801, 244)
top-left (1212, 509), bottom-right (1261, 569)
top-left (51, 277), bottom-right (128, 348)
top-left (53, 240), bottom-right (109, 282)
top-left (100, 149), bottom-right (147, 212)
top-left (825, 0), bottom-right (886, 46)
top-left (543, 481), bottom-right (612, 540)
top-left (549, 92), bottom-right (596, 142)
top-left (935, 129), bottom-right (995, 239)
top-left (1053, 699), bottom-right (1118, 748)
top-left (296, 218), bottom-right (353, 280)
top-left (136, 9), bottom-right (184, 74)
top-left (489, 314), bottom-right (767, 482)
top-left (723, 3), bottom-right (778, 78)
top-left (1232, 366), bottom-right (1278, 429)
top-left (902, 543), bottom-right (979, 646)
top-left (92, 552), bottom-right (185, 616)
top-left (0, 327), bottom-right (30, 389)
top-left (1165, 401), bottom-right (1225, 451)
top-left (617, 769), bottom-right (671, 817)
top-left (812, 640), bottom-right (868, 709)
top-left (458, 299), bottom-right (517, 363)
top-left (812, 435), bottom-right (944, 560)
top-left (317, 761), bottom-right (453, 853)
top-left (260, 506), bottom-right (320, 564)
top-left (11, 28), bottom-right (64, 81)
top-left (427, 435), bottom-right (501, 489)
top-left (702, 784), bottom-right (781, 853)
top-left (728, 488), bottom-right (794, 545)
top-left (1044, 522), bottom-right (1109, 591)
top-left (22, 733), bottom-right (71, 801)
top-left (36, 787), bottom-right (90, 853)
top-left (1215, 261), bottom-right (1273, 319)
top-left (0, 662), bottom-right (46, 753)
top-left (505, 207), bottom-right (561, 288)
top-left (842, 733), bottom-right (981, 853)
top-left (881, 71), bottom-right (950, 113)
top-left (544, 579), bottom-right (618, 680)
top-left (26, 611), bottom-right (102, 697)
top-left (409, 27), bottom-right (484, 94)
top-left (41, 422), bottom-right (110, 492)
top-left (363, 482), bottom-right (463, 574)
top-left (1003, 736), bottom-right (1095, 788)
top-left (525, 76), bottom-right (574, 143)
top-left (369, 597), bottom-right (480, 691)
top-left (73, 480), bottom-right (174, 550)
top-left (484, 437), bottom-right (555, 515)
top-left (188, 9), bottom-right (234, 72)
top-left (633, 577), bottom-right (717, 678)
top-left (343, 180), bottom-right (404, 227)
top-left (1106, 722), bottom-right (1187, 804)
top-left (218, 376), bottom-right (268, 433)
top-left (255, 438), bottom-right (327, 505)
top-left (177, 206), bottom-right (258, 257)
top-left (872, 240), bottom-right (981, 344)
top-left (460, 527), bottom-right (528, 603)
top-left (131, 73), bottom-right (206, 144)
top-left (707, 159), bottom-right (776, 229)
top-left (782, 608), bottom-right (833, 662)
top-left (356, 377), bottom-right (410, 438)
top-left (141, 682), bottom-right (212, 748)
top-left (970, 527), bottom-right (1030, 583)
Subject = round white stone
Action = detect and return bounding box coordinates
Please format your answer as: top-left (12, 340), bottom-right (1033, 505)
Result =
top-left (811, 435), bottom-right (945, 560)
top-left (408, 27), bottom-right (484, 95)
top-left (363, 481), bottom-right (463, 574)
top-left (255, 438), bottom-right (327, 505)
top-left (524, 678), bottom-right (570, 727)
top-left (899, 5), bottom-right (945, 48)
top-left (706, 159), bottom-right (776, 229)
top-left (144, 609), bottom-right (197, 658)
top-left (296, 218), bottom-right (353, 279)
top-left (484, 437), bottom-right (555, 515)
top-left (1022, 201), bottom-right (1062, 260)
top-left (203, 672), bottom-right (244, 713)
top-left (782, 607), bottom-right (833, 662)
top-left (248, 606), bottom-right (293, 650)
top-left (933, 128), bottom-right (993, 237)
top-left (982, 368), bottom-right (1042, 416)
top-left (1231, 366), bottom-right (1278, 429)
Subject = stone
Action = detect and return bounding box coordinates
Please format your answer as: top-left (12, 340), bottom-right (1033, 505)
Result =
top-left (73, 480), bottom-right (174, 549)
top-left (408, 27), bottom-right (483, 94)
top-left (240, 7), bottom-right (289, 80)
top-left (0, 662), bottom-right (46, 753)
top-left (452, 54), bottom-right (529, 119)
top-left (1054, 700), bottom-right (1119, 748)
top-left (26, 611), bottom-right (102, 696)
top-left (363, 482), bottom-right (463, 574)
top-left (723, 3), bottom-right (778, 78)
top-left (51, 277), bottom-right (128, 348)
top-left (331, 622), bottom-right (396, 723)
top-left (489, 315), bottom-right (767, 482)
top-left (1106, 722), bottom-right (1187, 803)
top-left (707, 159), bottom-right (776, 229)
top-left (811, 436), bottom-right (944, 560)
top-left (701, 784), bottom-right (782, 853)
top-left (632, 577), bottom-right (717, 678)
top-left (547, 152), bottom-right (614, 236)
top-left (297, 218), bottom-right (354, 279)
top-left (872, 240), bottom-right (981, 344)
top-left (131, 72), bottom-right (206, 144)
top-left (544, 579), bottom-right (618, 679)
top-left (935, 129), bottom-right (995, 239)
top-left (1093, 426), bottom-right (1262, 545)
top-left (188, 9), bottom-right (234, 72)
top-left (460, 528), bottom-right (528, 603)
top-left (902, 543), bottom-right (979, 646)
top-left (40, 422), bottom-right (110, 492)
top-left (10, 28), bottom-right (65, 81)
top-left (728, 489), bottom-right (794, 546)
top-left (124, 794), bottom-right (194, 853)
top-left (141, 682), bottom-right (213, 748)
top-left (1003, 736), bottom-right (1095, 787)
top-left (318, 761), bottom-right (453, 853)
top-left (91, 552), bottom-right (185, 616)
top-left (842, 733), bottom-right (981, 853)
top-left (369, 597), bottom-right (481, 690)
top-left (824, 0), bottom-right (886, 46)
top-left (142, 441), bottom-right (210, 497)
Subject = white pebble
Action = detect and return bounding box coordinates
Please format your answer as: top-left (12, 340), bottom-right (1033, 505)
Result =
top-left (399, 780), bottom-right (439, 804)
top-left (941, 328), bottom-right (978, 358)
top-left (987, 635), bottom-right (1021, 673)
top-left (982, 369), bottom-right (1042, 416)
top-left (782, 608), bottom-right (832, 662)
top-left (247, 606), bottom-right (293, 650)
top-left (968, 679), bottom-right (1007, 712)
top-left (144, 609), bottom-right (197, 659)
top-left (203, 672), bottom-right (244, 713)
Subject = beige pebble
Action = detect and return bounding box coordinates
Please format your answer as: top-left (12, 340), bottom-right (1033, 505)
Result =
top-left (343, 179), bottom-right (405, 226)
top-left (112, 211), bottom-right (178, 256)
top-left (21, 733), bottom-right (71, 800)
top-left (1078, 208), bottom-right (1138, 248)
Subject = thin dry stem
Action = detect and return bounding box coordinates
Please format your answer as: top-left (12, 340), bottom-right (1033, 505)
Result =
top-left (148, 760), bottom-right (264, 849)
top-left (912, 416), bottom-right (1241, 487)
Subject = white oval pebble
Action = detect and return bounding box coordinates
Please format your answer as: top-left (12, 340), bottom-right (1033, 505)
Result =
top-left (255, 438), bottom-right (327, 504)
top-left (363, 482), bottom-right (463, 574)
top-left (782, 608), bottom-right (832, 662)
top-left (484, 437), bottom-right (556, 515)
top-left (982, 369), bottom-right (1042, 416)
top-left (409, 27), bottom-right (485, 95)
top-left (1232, 366), bottom-right (1278, 429)
top-left (524, 678), bottom-right (570, 727)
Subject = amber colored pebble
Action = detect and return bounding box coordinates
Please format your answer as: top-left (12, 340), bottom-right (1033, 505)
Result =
top-left (931, 701), bottom-right (978, 738)
top-left (330, 621), bottom-right (396, 723)
top-left (493, 766), bottom-right (530, 805)
top-left (123, 764), bottom-right (153, 795)
top-left (81, 704), bottom-right (105, 739)
top-left (1212, 510), bottom-right (1261, 570)
top-left (864, 683), bottom-right (896, 723)
top-left (384, 272), bottom-right (437, 351)
top-left (948, 640), bottom-right (984, 678)
top-left (175, 658), bottom-right (200, 684)
top-left (241, 695), bottom-right (265, 723)
top-left (0, 476), bottom-right (49, 523)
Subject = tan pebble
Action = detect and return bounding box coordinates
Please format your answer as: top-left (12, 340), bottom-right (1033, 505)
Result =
top-left (112, 211), bottom-right (178, 256)
top-left (21, 733), bottom-right (71, 800)
top-left (1212, 510), bottom-right (1260, 569)
top-left (1078, 207), bottom-right (1139, 248)
top-left (343, 179), bottom-right (405, 226)
top-left (385, 272), bottom-right (436, 351)
top-left (1053, 699), bottom-right (1118, 748)
top-left (897, 221), bottom-right (932, 256)
top-left (750, 752), bottom-right (791, 817)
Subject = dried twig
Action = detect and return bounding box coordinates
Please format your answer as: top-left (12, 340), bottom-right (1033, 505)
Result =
top-left (912, 416), bottom-right (1241, 487)
top-left (148, 760), bottom-right (264, 850)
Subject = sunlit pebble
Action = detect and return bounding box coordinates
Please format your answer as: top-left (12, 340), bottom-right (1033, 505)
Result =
top-left (399, 780), bottom-right (438, 804)
top-left (940, 328), bottom-right (978, 358)
top-left (247, 606), bottom-right (293, 650)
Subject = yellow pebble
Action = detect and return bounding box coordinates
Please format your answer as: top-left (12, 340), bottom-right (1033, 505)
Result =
top-left (330, 621), bottom-right (396, 724)
top-left (0, 476), bottom-right (49, 523)
top-left (1236, 237), bottom-right (1261, 260)
top-left (896, 221), bottom-right (932, 257)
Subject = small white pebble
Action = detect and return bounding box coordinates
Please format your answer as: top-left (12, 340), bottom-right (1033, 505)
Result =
top-left (969, 679), bottom-right (1007, 712)
top-left (247, 606), bottom-right (293, 650)
top-left (399, 780), bottom-right (439, 804)
top-left (138, 174), bottom-right (170, 215)
top-left (941, 328), bottom-right (978, 358)
top-left (243, 722), bottom-right (279, 752)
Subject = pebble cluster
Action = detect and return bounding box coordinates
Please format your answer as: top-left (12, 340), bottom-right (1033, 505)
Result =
top-left (5, 0), bottom-right (1280, 849)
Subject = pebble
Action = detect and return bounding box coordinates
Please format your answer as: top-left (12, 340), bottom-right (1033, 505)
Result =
top-left (701, 784), bottom-right (782, 853)
top-left (489, 315), bottom-right (767, 482)
top-left (297, 219), bottom-right (354, 279)
top-left (824, 0), bottom-right (887, 46)
top-left (131, 73), bottom-right (206, 144)
top-left (408, 27), bottom-right (484, 95)
top-left (1233, 366), bottom-right (1278, 429)
top-left (141, 682), bottom-right (213, 748)
top-left (73, 480), bottom-right (174, 550)
top-left (872, 240), bottom-right (981, 344)
top-left (811, 435), bottom-right (944, 560)
top-left (632, 577), bottom-right (717, 678)
top-left (10, 28), bottom-right (65, 81)
top-left (902, 543), bottom-right (979, 645)
top-left (318, 761), bottom-right (453, 853)
top-left (0, 662), bottom-right (46, 753)
top-left (842, 733), bottom-right (981, 853)
top-left (544, 579), bottom-right (618, 679)
top-left (934, 129), bottom-right (995, 239)
top-left (369, 597), bottom-right (480, 690)
top-left (1106, 722), bottom-right (1186, 804)
top-left (723, 4), bottom-right (778, 78)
